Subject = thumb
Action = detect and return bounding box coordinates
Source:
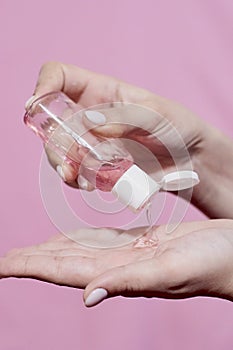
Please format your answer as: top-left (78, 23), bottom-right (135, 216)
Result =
top-left (83, 258), bottom-right (167, 307)
top-left (83, 104), bottom-right (160, 139)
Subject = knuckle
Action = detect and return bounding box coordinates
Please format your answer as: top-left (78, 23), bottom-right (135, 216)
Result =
top-left (39, 61), bottom-right (60, 73)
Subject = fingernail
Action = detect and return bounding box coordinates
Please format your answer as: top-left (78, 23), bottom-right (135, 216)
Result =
top-left (85, 288), bottom-right (108, 307)
top-left (85, 111), bottom-right (106, 125)
top-left (25, 95), bottom-right (36, 110)
top-left (77, 175), bottom-right (89, 190)
top-left (56, 165), bottom-right (66, 181)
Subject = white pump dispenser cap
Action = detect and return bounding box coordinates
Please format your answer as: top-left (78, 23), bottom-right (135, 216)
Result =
top-left (111, 165), bottom-right (199, 211)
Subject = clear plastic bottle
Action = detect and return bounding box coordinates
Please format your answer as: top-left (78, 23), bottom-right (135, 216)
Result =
top-left (24, 92), bottom-right (199, 211)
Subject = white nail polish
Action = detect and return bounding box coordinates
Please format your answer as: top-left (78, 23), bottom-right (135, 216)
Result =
top-left (25, 96), bottom-right (36, 110)
top-left (77, 175), bottom-right (89, 190)
top-left (85, 288), bottom-right (108, 307)
top-left (56, 165), bottom-right (65, 181)
top-left (85, 111), bottom-right (106, 125)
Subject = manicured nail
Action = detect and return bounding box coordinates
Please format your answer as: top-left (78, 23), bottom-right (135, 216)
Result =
top-left (85, 288), bottom-right (108, 307)
top-left (77, 175), bottom-right (89, 190)
top-left (25, 95), bottom-right (36, 110)
top-left (85, 110), bottom-right (106, 125)
top-left (56, 165), bottom-right (65, 181)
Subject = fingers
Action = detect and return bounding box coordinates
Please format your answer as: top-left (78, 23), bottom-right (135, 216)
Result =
top-left (83, 258), bottom-right (168, 307)
top-left (84, 108), bottom-right (127, 138)
top-left (0, 253), bottom-right (94, 288)
top-left (44, 144), bottom-right (94, 191)
top-left (25, 61), bottom-right (159, 111)
top-left (83, 104), bottom-right (163, 139)
top-left (25, 62), bottom-right (167, 149)
top-left (45, 144), bottom-right (77, 183)
top-left (34, 62), bottom-right (65, 96)
top-left (25, 61), bottom-right (93, 109)
top-left (25, 62), bottom-right (64, 109)
top-left (84, 221), bottom-right (233, 308)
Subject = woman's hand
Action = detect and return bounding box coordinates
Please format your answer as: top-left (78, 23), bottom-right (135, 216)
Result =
top-left (1, 219), bottom-right (233, 306)
top-left (25, 62), bottom-right (233, 218)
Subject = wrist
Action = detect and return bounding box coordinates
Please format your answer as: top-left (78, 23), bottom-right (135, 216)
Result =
top-left (192, 125), bottom-right (233, 218)
top-left (213, 222), bottom-right (233, 302)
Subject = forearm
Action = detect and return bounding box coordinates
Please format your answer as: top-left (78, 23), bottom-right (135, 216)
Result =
top-left (192, 126), bottom-right (233, 219)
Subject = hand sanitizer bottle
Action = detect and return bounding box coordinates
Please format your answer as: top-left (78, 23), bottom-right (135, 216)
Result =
top-left (24, 92), bottom-right (199, 211)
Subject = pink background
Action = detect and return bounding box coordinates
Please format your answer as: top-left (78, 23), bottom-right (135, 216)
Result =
top-left (1, 0), bottom-right (233, 349)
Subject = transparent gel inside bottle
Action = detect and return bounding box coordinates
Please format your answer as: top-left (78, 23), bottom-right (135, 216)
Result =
top-left (24, 92), bottom-right (135, 192)
top-left (24, 92), bottom-right (200, 248)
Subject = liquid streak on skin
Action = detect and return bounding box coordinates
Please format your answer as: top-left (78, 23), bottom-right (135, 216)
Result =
top-left (133, 201), bottom-right (159, 248)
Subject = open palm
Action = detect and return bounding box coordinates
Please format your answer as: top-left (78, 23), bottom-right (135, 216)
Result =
top-left (1, 219), bottom-right (233, 306)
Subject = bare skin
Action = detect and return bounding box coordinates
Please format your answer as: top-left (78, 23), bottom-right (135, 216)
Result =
top-left (25, 62), bottom-right (233, 218)
top-left (3, 61), bottom-right (229, 307)
top-left (1, 220), bottom-right (233, 306)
